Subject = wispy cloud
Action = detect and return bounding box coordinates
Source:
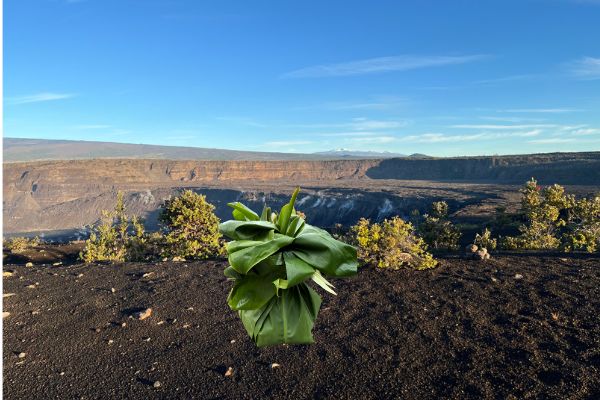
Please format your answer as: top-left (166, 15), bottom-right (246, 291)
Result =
top-left (281, 54), bottom-right (488, 78)
top-left (73, 124), bottom-right (112, 130)
top-left (528, 138), bottom-right (576, 144)
top-left (450, 124), bottom-right (556, 130)
top-left (349, 136), bottom-right (398, 144)
top-left (6, 92), bottom-right (76, 105)
top-left (569, 56), bottom-right (600, 80)
top-left (263, 140), bottom-right (314, 147)
top-left (499, 108), bottom-right (582, 113)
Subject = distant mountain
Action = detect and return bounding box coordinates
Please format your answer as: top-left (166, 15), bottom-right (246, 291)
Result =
top-left (3, 138), bottom-right (382, 162)
top-left (314, 148), bottom-right (406, 158)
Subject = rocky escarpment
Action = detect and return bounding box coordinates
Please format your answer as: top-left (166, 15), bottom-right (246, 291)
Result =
top-left (3, 153), bottom-right (599, 236)
top-left (366, 152), bottom-right (600, 185)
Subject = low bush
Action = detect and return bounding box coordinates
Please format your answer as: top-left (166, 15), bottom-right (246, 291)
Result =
top-left (351, 216), bottom-right (437, 270)
top-left (80, 192), bottom-right (148, 262)
top-left (3, 236), bottom-right (41, 253)
top-left (562, 195), bottom-right (600, 253)
top-left (501, 178), bottom-right (574, 250)
top-left (158, 190), bottom-right (223, 259)
top-left (418, 201), bottom-right (461, 251)
top-left (473, 228), bottom-right (497, 251)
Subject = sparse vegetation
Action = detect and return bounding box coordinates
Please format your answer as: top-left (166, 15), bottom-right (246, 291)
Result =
top-left (158, 190), bottom-right (223, 260)
top-left (351, 216), bottom-right (437, 270)
top-left (3, 236), bottom-right (41, 253)
top-left (562, 195), bottom-right (600, 252)
top-left (80, 192), bottom-right (148, 262)
top-left (473, 228), bottom-right (497, 252)
top-left (418, 201), bottom-right (461, 251)
top-left (219, 188), bottom-right (358, 347)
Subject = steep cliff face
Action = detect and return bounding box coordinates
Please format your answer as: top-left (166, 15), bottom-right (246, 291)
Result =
top-left (366, 153), bottom-right (600, 184)
top-left (3, 153), bottom-right (599, 236)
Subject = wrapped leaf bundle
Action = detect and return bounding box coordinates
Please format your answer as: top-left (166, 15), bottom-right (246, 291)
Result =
top-left (219, 188), bottom-right (358, 347)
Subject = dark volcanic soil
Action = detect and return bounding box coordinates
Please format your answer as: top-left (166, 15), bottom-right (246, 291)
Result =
top-left (3, 255), bottom-right (600, 399)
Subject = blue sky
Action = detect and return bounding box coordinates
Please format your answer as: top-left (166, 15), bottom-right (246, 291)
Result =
top-left (4, 0), bottom-right (600, 156)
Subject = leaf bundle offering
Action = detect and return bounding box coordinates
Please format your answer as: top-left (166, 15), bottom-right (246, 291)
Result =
top-left (219, 188), bottom-right (358, 347)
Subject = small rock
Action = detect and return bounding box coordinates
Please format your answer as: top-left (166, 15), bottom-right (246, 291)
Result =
top-left (271, 363), bottom-right (281, 369)
top-left (31, 310), bottom-right (41, 315)
top-left (514, 274), bottom-right (523, 280)
top-left (162, 257), bottom-right (169, 262)
top-left (60, 372), bottom-right (65, 376)
top-left (172, 256), bottom-right (186, 262)
top-left (121, 322), bottom-right (127, 328)
top-left (157, 321), bottom-right (165, 325)
top-left (185, 307), bottom-right (194, 311)
top-left (142, 272), bottom-right (154, 278)
top-left (491, 277), bottom-right (498, 283)
top-left (143, 337), bottom-right (151, 342)
top-left (95, 328), bottom-right (101, 333)
top-left (107, 339), bottom-right (114, 345)
top-left (484, 253), bottom-right (491, 260)
top-left (77, 274), bottom-right (84, 278)
top-left (3, 312), bottom-right (11, 318)
top-left (153, 381), bottom-right (162, 388)
top-left (465, 244), bottom-right (478, 253)
top-left (4, 293), bottom-right (16, 298)
top-left (25, 284), bottom-right (36, 289)
top-left (52, 262), bottom-right (62, 266)
top-left (224, 367), bottom-right (234, 377)
top-left (3, 271), bottom-right (15, 277)
top-left (182, 324), bottom-right (191, 329)
top-left (17, 352), bottom-right (26, 358)
top-left (134, 308), bottom-right (153, 320)
top-left (230, 339), bottom-right (236, 344)
top-left (111, 288), bottom-right (116, 293)
top-left (25, 262), bottom-right (34, 267)
top-left (474, 249), bottom-right (488, 260)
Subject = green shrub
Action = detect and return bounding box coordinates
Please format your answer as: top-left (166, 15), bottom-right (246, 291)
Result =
top-left (562, 195), bottom-right (600, 252)
top-left (418, 201), bottom-right (461, 251)
top-left (219, 188), bottom-right (358, 347)
top-left (351, 216), bottom-right (437, 270)
top-left (159, 190), bottom-right (223, 259)
top-left (502, 178), bottom-right (574, 250)
top-left (473, 228), bottom-right (497, 251)
top-left (3, 236), bottom-right (41, 253)
top-left (80, 192), bottom-right (147, 262)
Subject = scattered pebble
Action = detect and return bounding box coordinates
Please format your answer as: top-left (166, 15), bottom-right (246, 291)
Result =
top-left (95, 328), bottom-right (101, 333)
top-left (52, 262), bottom-right (62, 266)
top-left (60, 372), bottom-right (65, 376)
top-left (172, 256), bottom-right (186, 262)
top-left (3, 271), bottom-right (15, 277)
top-left (153, 381), bottom-right (162, 389)
top-left (514, 274), bottom-right (523, 280)
top-left (224, 367), bottom-right (234, 377)
top-left (25, 284), bottom-right (37, 289)
top-left (271, 363), bottom-right (281, 369)
top-left (107, 340), bottom-right (114, 345)
top-left (31, 310), bottom-right (41, 315)
top-left (142, 272), bottom-right (154, 278)
top-left (157, 321), bottom-right (165, 325)
top-left (4, 293), bottom-right (16, 298)
top-left (230, 339), bottom-right (236, 344)
top-left (25, 262), bottom-right (34, 267)
top-left (111, 288), bottom-right (116, 293)
top-left (17, 352), bottom-right (26, 358)
top-left (185, 307), bottom-right (194, 311)
top-left (491, 277), bottom-right (498, 283)
top-left (77, 274), bottom-right (84, 278)
top-left (3, 312), bottom-right (11, 318)
top-left (121, 322), bottom-right (127, 328)
top-left (143, 337), bottom-right (151, 342)
top-left (134, 308), bottom-right (153, 320)
top-left (182, 324), bottom-right (191, 329)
